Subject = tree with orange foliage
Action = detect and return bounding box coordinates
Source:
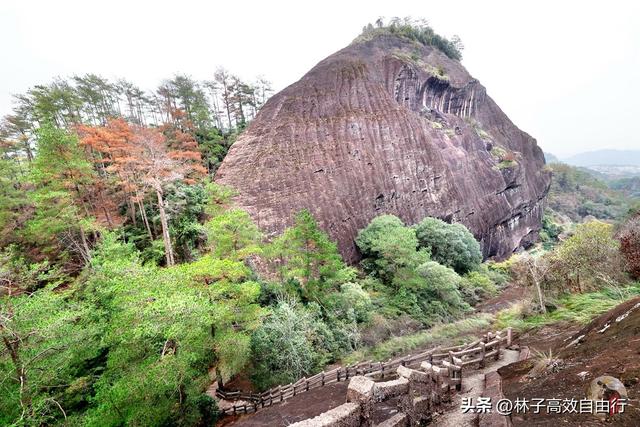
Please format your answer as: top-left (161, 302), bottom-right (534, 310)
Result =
top-left (78, 117), bottom-right (204, 266)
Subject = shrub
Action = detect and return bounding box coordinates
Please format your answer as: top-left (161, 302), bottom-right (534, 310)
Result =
top-left (460, 270), bottom-right (499, 305)
top-left (356, 215), bottom-right (429, 286)
top-left (251, 301), bottom-right (322, 389)
top-left (548, 220), bottom-right (626, 292)
top-left (414, 217), bottom-right (482, 274)
top-left (415, 261), bottom-right (469, 319)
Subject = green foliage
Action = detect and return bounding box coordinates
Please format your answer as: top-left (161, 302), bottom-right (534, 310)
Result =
top-left (0, 158), bottom-right (27, 247)
top-left (0, 245), bottom-right (67, 293)
top-left (123, 183), bottom-right (208, 264)
top-left (267, 210), bottom-right (355, 302)
top-left (414, 217), bottom-right (482, 274)
top-left (548, 220), bottom-right (624, 292)
top-left (494, 283), bottom-right (640, 331)
top-left (356, 215), bottom-right (472, 325)
top-left (356, 18), bottom-right (463, 60)
top-left (251, 301), bottom-right (321, 389)
top-left (497, 160), bottom-right (517, 170)
top-left (356, 215), bottom-right (429, 287)
top-left (460, 270), bottom-right (499, 305)
top-left (166, 183), bottom-right (208, 262)
top-left (539, 214), bottom-right (563, 249)
top-left (206, 208), bottom-right (262, 260)
top-left (413, 261), bottom-right (470, 321)
top-left (547, 163), bottom-right (635, 221)
top-left (335, 282), bottom-right (373, 323)
top-left (24, 124), bottom-right (96, 261)
top-left (0, 232), bottom-right (263, 426)
top-left (0, 286), bottom-right (104, 425)
top-left (204, 181), bottom-right (236, 217)
top-left (140, 239), bottom-right (166, 265)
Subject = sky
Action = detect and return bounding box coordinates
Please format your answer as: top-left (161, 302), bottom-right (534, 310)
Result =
top-left (1, 0), bottom-right (638, 157)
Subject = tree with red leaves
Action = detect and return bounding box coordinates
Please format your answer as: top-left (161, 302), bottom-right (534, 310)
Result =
top-left (78, 117), bottom-right (204, 266)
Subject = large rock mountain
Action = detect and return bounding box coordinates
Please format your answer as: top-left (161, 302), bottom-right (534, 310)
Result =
top-left (216, 33), bottom-right (551, 262)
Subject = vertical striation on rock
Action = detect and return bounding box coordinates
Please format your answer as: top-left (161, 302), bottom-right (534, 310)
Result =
top-left (216, 33), bottom-right (551, 262)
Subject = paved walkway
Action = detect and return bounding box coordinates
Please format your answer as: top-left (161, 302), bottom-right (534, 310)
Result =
top-left (431, 349), bottom-right (520, 427)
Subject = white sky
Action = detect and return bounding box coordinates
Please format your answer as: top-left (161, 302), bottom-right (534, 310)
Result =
top-left (1, 0), bottom-right (638, 157)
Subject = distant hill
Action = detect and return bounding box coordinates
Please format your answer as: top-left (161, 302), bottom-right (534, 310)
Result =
top-left (546, 163), bottom-right (636, 222)
top-left (563, 149), bottom-right (640, 167)
top-left (543, 152), bottom-right (560, 164)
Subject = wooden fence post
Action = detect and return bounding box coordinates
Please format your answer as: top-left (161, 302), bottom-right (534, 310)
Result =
top-left (507, 327), bottom-right (513, 347)
top-left (321, 372), bottom-right (325, 386)
top-left (479, 342), bottom-right (486, 368)
top-left (279, 385), bottom-right (283, 402)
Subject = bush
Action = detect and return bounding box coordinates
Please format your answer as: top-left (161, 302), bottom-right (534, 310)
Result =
top-left (548, 220), bottom-right (626, 292)
top-left (251, 301), bottom-right (322, 389)
top-left (460, 270), bottom-right (499, 305)
top-left (414, 217), bottom-right (482, 274)
top-left (356, 215), bottom-right (429, 286)
top-left (415, 261), bottom-right (469, 320)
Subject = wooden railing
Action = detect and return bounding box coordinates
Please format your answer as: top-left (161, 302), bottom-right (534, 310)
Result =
top-left (217, 328), bottom-right (513, 417)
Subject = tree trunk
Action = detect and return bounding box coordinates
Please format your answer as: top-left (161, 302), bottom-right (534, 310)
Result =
top-left (155, 187), bottom-right (175, 266)
top-left (78, 223), bottom-right (92, 264)
top-left (137, 196), bottom-right (154, 240)
top-left (533, 276), bottom-right (547, 314)
top-left (527, 260), bottom-right (547, 314)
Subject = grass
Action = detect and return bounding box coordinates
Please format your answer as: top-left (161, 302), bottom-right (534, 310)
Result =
top-left (494, 283), bottom-right (640, 331)
top-left (342, 313), bottom-right (493, 364)
top-left (342, 283), bottom-right (640, 367)
top-left (497, 160), bottom-right (518, 170)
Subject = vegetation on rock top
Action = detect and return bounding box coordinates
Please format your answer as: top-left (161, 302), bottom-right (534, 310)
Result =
top-left (354, 17), bottom-right (464, 61)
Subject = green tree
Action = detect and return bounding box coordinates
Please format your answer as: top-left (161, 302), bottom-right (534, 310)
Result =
top-left (25, 124), bottom-right (97, 264)
top-left (0, 286), bottom-right (103, 425)
top-left (414, 261), bottom-right (469, 321)
top-left (81, 234), bottom-right (261, 425)
top-left (355, 215), bottom-right (429, 287)
top-left (268, 210), bottom-right (355, 301)
top-left (414, 217), bottom-right (482, 274)
top-left (550, 220), bottom-right (624, 292)
top-left (206, 209), bottom-right (262, 260)
top-left (251, 301), bottom-right (319, 389)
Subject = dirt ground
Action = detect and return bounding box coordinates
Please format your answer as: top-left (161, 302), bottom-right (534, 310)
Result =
top-left (500, 297), bottom-right (640, 426)
top-left (475, 285), bottom-right (527, 314)
top-left (219, 382), bottom-right (349, 427)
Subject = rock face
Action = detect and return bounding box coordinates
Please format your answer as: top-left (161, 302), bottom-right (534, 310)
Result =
top-left (216, 33), bottom-right (551, 262)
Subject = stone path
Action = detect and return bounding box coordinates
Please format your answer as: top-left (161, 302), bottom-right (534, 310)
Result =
top-left (430, 349), bottom-right (520, 427)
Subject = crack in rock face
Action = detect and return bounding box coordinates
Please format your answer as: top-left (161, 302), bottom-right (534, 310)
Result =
top-left (216, 34), bottom-right (551, 263)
